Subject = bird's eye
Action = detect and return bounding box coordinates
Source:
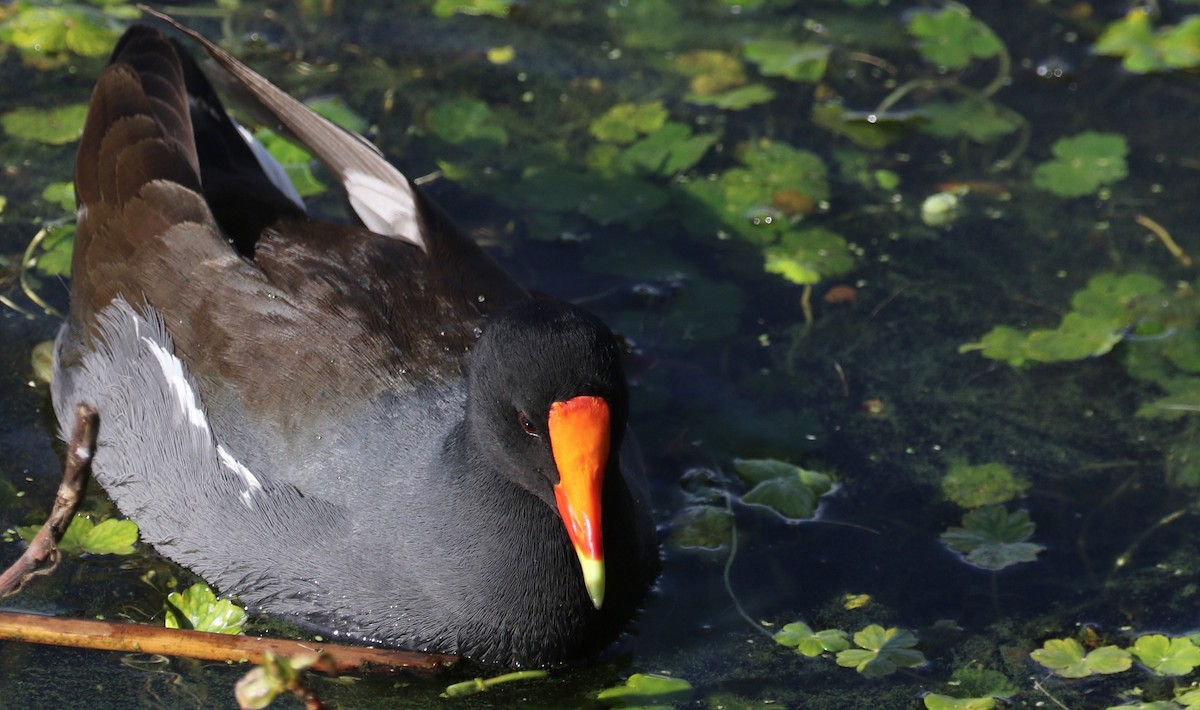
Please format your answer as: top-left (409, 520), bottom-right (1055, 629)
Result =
top-left (518, 412), bottom-right (539, 437)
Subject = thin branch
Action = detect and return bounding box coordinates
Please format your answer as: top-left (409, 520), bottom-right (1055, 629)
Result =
top-left (0, 404), bottom-right (97, 598)
top-left (0, 611), bottom-right (455, 675)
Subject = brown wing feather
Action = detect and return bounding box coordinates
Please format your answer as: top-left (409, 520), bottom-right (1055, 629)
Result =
top-left (70, 26), bottom-right (525, 436)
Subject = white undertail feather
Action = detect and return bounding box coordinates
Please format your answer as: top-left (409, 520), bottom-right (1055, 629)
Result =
top-left (148, 8), bottom-right (426, 251)
top-left (344, 169), bottom-right (421, 244)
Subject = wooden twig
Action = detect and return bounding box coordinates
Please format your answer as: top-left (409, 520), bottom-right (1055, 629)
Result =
top-left (0, 403), bottom-right (97, 598)
top-left (0, 612), bottom-right (456, 675)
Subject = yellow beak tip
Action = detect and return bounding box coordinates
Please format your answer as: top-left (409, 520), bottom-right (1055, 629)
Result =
top-left (579, 556), bottom-right (606, 610)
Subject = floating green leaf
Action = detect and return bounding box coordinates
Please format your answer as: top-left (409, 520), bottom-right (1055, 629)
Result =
top-left (811, 104), bottom-right (916, 149)
top-left (1131, 634), bottom-right (1200, 676)
top-left (235, 651), bottom-right (320, 710)
top-left (835, 625), bottom-right (927, 678)
top-left (763, 227), bottom-right (855, 286)
top-left (908, 8), bottom-right (1004, 70)
top-left (31, 223), bottom-right (75, 278)
top-left (1096, 10), bottom-right (1200, 73)
top-left (40, 181), bottom-right (75, 212)
top-left (18, 513), bottom-right (138, 555)
top-left (596, 673), bottom-right (693, 707)
top-left (940, 506), bottom-right (1042, 570)
top-left (962, 272), bottom-right (1164, 367)
top-left (1095, 8), bottom-right (1160, 72)
top-left (734, 458), bottom-right (806, 485)
top-left (734, 458), bottom-right (834, 521)
top-left (0, 6), bottom-right (121, 62)
top-left (1024, 313), bottom-right (1128, 362)
top-left (923, 695), bottom-right (996, 710)
top-left (307, 96), bottom-right (368, 134)
top-left (611, 0), bottom-right (686, 50)
top-left (58, 514), bottom-right (92, 554)
top-left (920, 99), bottom-right (1021, 143)
top-left (742, 478), bottom-right (819, 520)
top-left (674, 50), bottom-right (747, 96)
top-left (946, 666), bottom-right (1019, 700)
top-left (431, 0), bottom-right (514, 18)
top-left (961, 326), bottom-right (1027, 365)
top-left (428, 98), bottom-right (508, 147)
top-left (79, 518), bottom-right (139, 555)
top-left (687, 83), bottom-right (776, 110)
top-left (1, 103), bottom-right (89, 145)
top-left (1032, 132), bottom-right (1129, 198)
top-left (1030, 638), bottom-right (1132, 678)
top-left (670, 505), bottom-right (733, 550)
top-left (1158, 17), bottom-right (1200, 70)
top-left (165, 583), bottom-right (247, 635)
top-left (1178, 688), bottom-right (1200, 709)
top-left (743, 39), bottom-right (829, 83)
top-left (590, 101), bottom-right (669, 144)
top-left (615, 123), bottom-right (717, 176)
top-left (773, 622), bottom-right (850, 657)
top-left (254, 129), bottom-right (325, 197)
top-left (684, 140), bottom-right (829, 243)
top-left (942, 462), bottom-right (1030, 509)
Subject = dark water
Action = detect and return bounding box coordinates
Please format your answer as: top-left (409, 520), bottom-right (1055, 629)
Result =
top-left (2, 1), bottom-right (1200, 707)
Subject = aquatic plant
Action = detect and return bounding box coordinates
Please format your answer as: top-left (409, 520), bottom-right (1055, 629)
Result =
top-left (1, 103), bottom-right (89, 145)
top-left (17, 512), bottom-right (137, 556)
top-left (1096, 9), bottom-right (1200, 74)
top-left (961, 272), bottom-right (1164, 367)
top-left (1130, 635), bottom-right (1200, 677)
top-left (0, 1), bottom-right (131, 68)
top-left (1032, 132), bottom-right (1130, 198)
top-left (595, 673), bottom-right (693, 707)
top-left (733, 457), bottom-right (835, 521)
top-left (939, 506), bottom-right (1042, 571)
top-left (442, 670), bottom-right (550, 698)
top-left (834, 624), bottom-right (927, 678)
top-left (923, 695), bottom-right (995, 710)
top-left (772, 621), bottom-right (850, 657)
top-left (941, 462), bottom-right (1030, 509)
top-left (431, 0), bottom-right (514, 18)
top-left (164, 582), bottom-right (247, 635)
top-left (1030, 637), bottom-right (1132, 678)
top-left (669, 504), bottom-right (734, 551)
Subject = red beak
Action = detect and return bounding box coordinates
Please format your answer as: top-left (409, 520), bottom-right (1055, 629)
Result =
top-left (548, 395), bottom-right (609, 609)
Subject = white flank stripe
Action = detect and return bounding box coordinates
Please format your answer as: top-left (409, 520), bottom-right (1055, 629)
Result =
top-left (141, 337), bottom-right (209, 432)
top-left (218, 445), bottom-right (264, 492)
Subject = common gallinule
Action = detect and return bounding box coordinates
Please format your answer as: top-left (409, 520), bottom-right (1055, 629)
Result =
top-left (50, 19), bottom-right (658, 666)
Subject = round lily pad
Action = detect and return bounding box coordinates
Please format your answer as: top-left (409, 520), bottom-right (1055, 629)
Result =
top-left (1033, 132), bottom-right (1129, 198)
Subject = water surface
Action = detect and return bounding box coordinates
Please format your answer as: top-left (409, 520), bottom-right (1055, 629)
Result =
top-left (2, 1), bottom-right (1199, 708)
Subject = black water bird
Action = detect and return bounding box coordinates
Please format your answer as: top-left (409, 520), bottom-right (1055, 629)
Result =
top-left (50, 18), bottom-right (658, 666)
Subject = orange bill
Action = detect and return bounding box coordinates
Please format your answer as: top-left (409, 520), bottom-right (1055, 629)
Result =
top-left (549, 395), bottom-right (610, 609)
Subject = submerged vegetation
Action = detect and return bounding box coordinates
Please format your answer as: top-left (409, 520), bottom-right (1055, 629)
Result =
top-left (2, 0), bottom-right (1200, 707)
